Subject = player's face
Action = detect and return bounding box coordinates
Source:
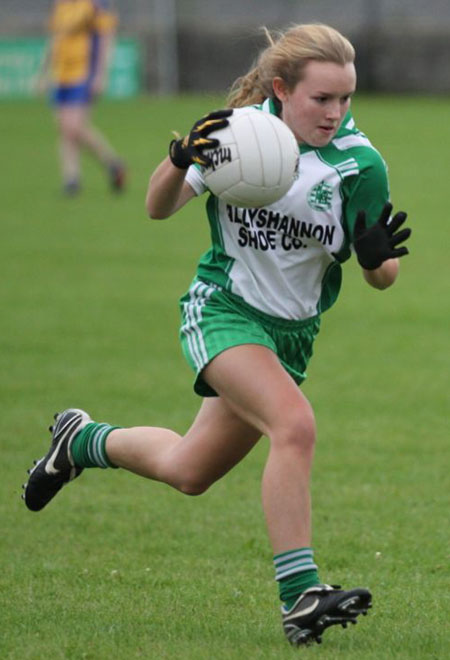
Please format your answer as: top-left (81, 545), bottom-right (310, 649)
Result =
top-left (274, 60), bottom-right (357, 146)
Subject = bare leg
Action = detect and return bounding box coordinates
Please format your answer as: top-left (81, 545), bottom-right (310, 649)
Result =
top-left (56, 105), bottom-right (121, 182)
top-left (203, 345), bottom-right (316, 555)
top-left (77, 106), bottom-right (121, 166)
top-left (55, 107), bottom-right (81, 184)
top-left (109, 344), bottom-right (315, 555)
top-left (106, 395), bottom-right (261, 494)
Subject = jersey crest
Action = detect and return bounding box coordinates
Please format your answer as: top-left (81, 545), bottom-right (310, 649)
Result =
top-left (307, 181), bottom-right (333, 211)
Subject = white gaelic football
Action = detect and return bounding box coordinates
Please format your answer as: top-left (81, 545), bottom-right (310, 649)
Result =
top-left (203, 107), bottom-right (299, 208)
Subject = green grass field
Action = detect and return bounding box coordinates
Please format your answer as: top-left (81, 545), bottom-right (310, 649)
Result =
top-left (0, 94), bottom-right (448, 659)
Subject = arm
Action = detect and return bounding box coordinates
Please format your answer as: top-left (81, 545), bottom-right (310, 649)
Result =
top-left (146, 108), bottom-right (233, 219)
top-left (362, 257), bottom-right (399, 290)
top-left (91, 3), bottom-right (119, 96)
top-left (353, 203), bottom-right (411, 289)
top-left (146, 157), bottom-right (196, 219)
top-left (91, 31), bottom-right (114, 97)
top-left (340, 146), bottom-right (409, 289)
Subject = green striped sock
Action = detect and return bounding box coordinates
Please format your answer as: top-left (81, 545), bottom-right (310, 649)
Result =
top-left (71, 422), bottom-right (121, 469)
top-left (274, 547), bottom-right (320, 610)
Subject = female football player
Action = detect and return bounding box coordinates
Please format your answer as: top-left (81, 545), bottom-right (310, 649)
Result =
top-left (24, 23), bottom-right (411, 646)
top-left (40, 0), bottom-right (125, 194)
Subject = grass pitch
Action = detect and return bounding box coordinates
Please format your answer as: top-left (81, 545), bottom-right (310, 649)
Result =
top-left (0, 94), bottom-right (448, 659)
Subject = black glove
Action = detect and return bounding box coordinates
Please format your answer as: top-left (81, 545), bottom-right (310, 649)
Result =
top-left (169, 109), bottom-right (233, 169)
top-left (353, 202), bottom-right (411, 270)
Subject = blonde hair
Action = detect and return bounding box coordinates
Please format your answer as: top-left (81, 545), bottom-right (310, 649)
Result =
top-left (227, 23), bottom-right (355, 108)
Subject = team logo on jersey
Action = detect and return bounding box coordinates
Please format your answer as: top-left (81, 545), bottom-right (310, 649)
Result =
top-left (307, 181), bottom-right (333, 211)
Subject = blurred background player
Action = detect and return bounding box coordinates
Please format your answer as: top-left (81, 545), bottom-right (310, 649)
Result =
top-left (40, 0), bottom-right (126, 195)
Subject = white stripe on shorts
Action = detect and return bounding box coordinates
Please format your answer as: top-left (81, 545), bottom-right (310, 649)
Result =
top-left (181, 281), bottom-right (217, 372)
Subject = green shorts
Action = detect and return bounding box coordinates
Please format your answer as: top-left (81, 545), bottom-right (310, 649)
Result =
top-left (179, 279), bottom-right (321, 397)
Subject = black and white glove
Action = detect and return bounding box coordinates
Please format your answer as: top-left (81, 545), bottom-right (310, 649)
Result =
top-left (169, 109), bottom-right (232, 169)
top-left (353, 202), bottom-right (411, 270)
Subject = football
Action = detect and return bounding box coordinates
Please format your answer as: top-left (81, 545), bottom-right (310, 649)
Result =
top-left (203, 107), bottom-right (299, 208)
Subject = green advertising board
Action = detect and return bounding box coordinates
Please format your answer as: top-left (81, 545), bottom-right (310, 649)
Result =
top-left (107, 38), bottom-right (141, 98)
top-left (0, 38), bottom-right (141, 99)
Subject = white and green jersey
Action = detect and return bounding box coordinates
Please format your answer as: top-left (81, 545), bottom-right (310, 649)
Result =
top-left (185, 98), bottom-right (389, 321)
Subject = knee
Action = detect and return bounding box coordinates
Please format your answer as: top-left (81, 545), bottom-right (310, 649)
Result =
top-left (60, 120), bottom-right (82, 143)
top-left (177, 476), bottom-right (212, 496)
top-left (271, 404), bottom-right (316, 454)
top-left (158, 454), bottom-right (215, 496)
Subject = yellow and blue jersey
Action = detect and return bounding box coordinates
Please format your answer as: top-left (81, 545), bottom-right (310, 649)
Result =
top-left (49, 0), bottom-right (117, 87)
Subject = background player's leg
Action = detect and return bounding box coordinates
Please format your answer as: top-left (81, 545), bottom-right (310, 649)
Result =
top-left (55, 105), bottom-right (82, 190)
top-left (57, 105), bottom-right (123, 189)
top-left (77, 106), bottom-right (123, 171)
